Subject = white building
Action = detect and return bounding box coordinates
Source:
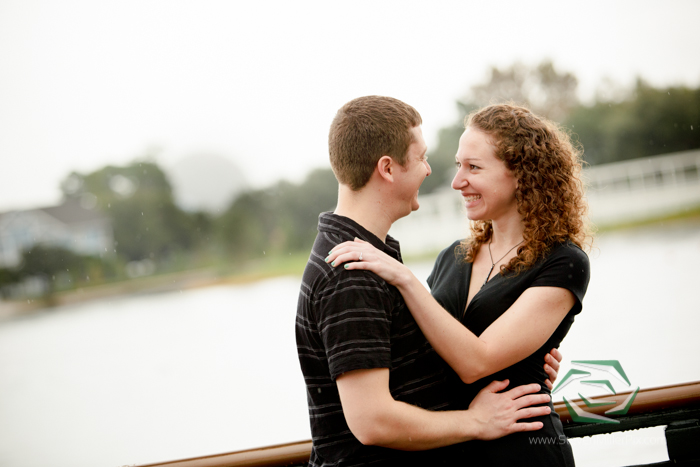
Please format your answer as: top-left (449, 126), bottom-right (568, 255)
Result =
top-left (391, 149), bottom-right (700, 256)
top-left (0, 198), bottom-right (113, 268)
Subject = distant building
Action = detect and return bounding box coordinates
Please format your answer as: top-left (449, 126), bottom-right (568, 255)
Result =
top-left (391, 149), bottom-right (700, 256)
top-left (0, 198), bottom-right (113, 268)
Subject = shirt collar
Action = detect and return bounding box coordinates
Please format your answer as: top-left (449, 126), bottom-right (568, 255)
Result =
top-left (318, 212), bottom-right (402, 262)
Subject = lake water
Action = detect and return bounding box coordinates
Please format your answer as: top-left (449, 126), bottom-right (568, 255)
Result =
top-left (1, 219), bottom-right (699, 467)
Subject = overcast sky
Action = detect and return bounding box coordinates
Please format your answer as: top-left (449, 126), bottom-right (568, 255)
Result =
top-left (1, 0), bottom-right (699, 211)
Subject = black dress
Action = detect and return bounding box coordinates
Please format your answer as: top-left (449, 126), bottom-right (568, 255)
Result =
top-left (427, 240), bottom-right (590, 466)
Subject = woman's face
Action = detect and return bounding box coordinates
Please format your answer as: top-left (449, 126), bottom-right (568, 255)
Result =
top-left (451, 127), bottom-right (519, 222)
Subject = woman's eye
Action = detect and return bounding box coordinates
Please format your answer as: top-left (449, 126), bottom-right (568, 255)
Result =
top-left (455, 161), bottom-right (461, 169)
top-left (470, 165), bottom-right (479, 170)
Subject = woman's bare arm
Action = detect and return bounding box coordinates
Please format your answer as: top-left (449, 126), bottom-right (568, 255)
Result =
top-left (327, 239), bottom-right (572, 384)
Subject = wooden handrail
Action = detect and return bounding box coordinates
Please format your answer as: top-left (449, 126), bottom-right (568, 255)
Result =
top-left (137, 380), bottom-right (700, 467)
top-left (554, 380), bottom-right (700, 423)
top-left (137, 440), bottom-right (312, 467)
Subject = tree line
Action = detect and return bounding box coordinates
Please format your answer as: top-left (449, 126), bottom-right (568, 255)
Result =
top-left (420, 60), bottom-right (700, 193)
top-left (2, 61), bottom-right (698, 299)
top-left (0, 162), bottom-right (339, 299)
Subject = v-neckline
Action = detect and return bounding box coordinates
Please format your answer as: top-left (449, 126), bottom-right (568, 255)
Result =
top-left (463, 262), bottom-right (500, 318)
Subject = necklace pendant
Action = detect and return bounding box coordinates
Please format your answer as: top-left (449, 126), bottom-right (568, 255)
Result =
top-left (483, 238), bottom-right (523, 289)
top-left (482, 264), bottom-right (496, 288)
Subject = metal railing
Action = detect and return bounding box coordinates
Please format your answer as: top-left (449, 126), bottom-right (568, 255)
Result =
top-left (137, 380), bottom-right (700, 467)
top-left (390, 149), bottom-right (700, 254)
top-left (585, 149), bottom-right (700, 193)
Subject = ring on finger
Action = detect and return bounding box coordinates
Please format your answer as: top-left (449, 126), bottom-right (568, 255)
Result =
top-left (359, 252), bottom-right (363, 261)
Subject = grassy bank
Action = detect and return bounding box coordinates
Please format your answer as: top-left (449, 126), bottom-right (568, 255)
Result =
top-left (0, 252), bottom-right (311, 320)
top-left (594, 205), bottom-right (700, 233)
top-left (3, 207), bottom-right (699, 321)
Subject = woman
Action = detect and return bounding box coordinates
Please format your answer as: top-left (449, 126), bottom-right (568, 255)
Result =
top-left (326, 103), bottom-right (591, 465)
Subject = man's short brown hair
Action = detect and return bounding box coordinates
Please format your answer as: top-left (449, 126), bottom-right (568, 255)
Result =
top-left (328, 96), bottom-right (422, 190)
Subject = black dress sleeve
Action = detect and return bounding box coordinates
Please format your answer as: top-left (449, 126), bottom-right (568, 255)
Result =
top-left (530, 242), bottom-right (591, 315)
top-left (427, 239), bottom-right (466, 319)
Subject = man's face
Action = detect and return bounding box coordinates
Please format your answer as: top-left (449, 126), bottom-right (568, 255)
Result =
top-left (394, 126), bottom-right (431, 217)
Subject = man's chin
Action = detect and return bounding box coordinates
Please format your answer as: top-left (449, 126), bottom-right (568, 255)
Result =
top-left (411, 192), bottom-right (421, 211)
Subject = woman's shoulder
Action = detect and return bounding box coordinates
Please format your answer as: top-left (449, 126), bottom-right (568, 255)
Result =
top-left (428, 239), bottom-right (468, 286)
top-left (534, 241), bottom-right (591, 290)
top-left (546, 241), bottom-right (590, 266)
top-left (444, 238), bottom-right (465, 254)
top-left (532, 241), bottom-right (591, 310)
top-left (434, 239), bottom-right (466, 265)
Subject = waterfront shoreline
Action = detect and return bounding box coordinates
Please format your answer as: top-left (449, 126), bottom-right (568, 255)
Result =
top-left (3, 212), bottom-right (698, 323)
top-left (0, 256), bottom-right (309, 322)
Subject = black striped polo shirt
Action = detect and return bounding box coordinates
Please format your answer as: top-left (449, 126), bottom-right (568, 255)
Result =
top-left (296, 212), bottom-right (455, 467)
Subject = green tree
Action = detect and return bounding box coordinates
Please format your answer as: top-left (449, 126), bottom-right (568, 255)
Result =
top-left (61, 161), bottom-right (200, 262)
top-left (423, 64), bottom-right (700, 176)
top-left (565, 80), bottom-right (700, 165)
top-left (421, 60), bottom-right (580, 194)
top-left (19, 246), bottom-right (85, 277)
top-left (0, 268), bottom-right (20, 297)
top-left (420, 120), bottom-right (465, 194)
top-left (276, 168), bottom-right (339, 252)
top-left (468, 60), bottom-right (579, 122)
top-left (219, 189), bottom-right (277, 259)
top-left (16, 246), bottom-right (87, 297)
top-left (218, 168), bottom-right (338, 260)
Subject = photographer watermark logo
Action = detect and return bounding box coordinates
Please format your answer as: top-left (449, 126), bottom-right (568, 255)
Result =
top-left (552, 360), bottom-right (640, 424)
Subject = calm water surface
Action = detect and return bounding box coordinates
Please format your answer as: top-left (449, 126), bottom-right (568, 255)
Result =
top-left (1, 220), bottom-right (699, 467)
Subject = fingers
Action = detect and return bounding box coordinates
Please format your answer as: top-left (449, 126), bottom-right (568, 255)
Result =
top-left (550, 347), bottom-right (563, 363)
top-left (325, 246), bottom-right (362, 265)
top-left (512, 393), bottom-right (551, 409)
top-left (544, 378), bottom-right (553, 390)
top-left (504, 382), bottom-right (543, 399)
top-left (544, 348), bottom-right (561, 386)
top-left (326, 243), bottom-right (371, 267)
top-left (543, 363), bottom-right (556, 387)
top-left (482, 379), bottom-right (510, 393)
top-left (325, 251), bottom-right (367, 269)
top-left (545, 350), bottom-right (561, 373)
top-left (515, 406), bottom-right (551, 420)
top-left (509, 421), bottom-right (545, 432)
top-left (509, 406), bottom-right (551, 433)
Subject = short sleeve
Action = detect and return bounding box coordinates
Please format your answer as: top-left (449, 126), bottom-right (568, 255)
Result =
top-left (530, 243), bottom-right (591, 315)
top-left (427, 240), bottom-right (466, 320)
top-left (317, 270), bottom-right (394, 380)
top-left (428, 246), bottom-right (448, 289)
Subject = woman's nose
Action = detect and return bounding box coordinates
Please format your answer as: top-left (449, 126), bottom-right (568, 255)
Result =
top-left (451, 170), bottom-right (466, 190)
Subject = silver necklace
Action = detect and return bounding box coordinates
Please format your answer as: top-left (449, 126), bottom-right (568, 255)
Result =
top-left (482, 238), bottom-right (523, 288)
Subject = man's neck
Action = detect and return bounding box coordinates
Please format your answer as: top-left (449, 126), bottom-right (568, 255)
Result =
top-left (334, 184), bottom-right (395, 242)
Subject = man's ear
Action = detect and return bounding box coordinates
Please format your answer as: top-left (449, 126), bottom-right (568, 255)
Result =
top-left (376, 155), bottom-right (395, 183)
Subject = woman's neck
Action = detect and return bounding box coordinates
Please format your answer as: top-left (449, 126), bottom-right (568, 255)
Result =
top-left (489, 214), bottom-right (525, 248)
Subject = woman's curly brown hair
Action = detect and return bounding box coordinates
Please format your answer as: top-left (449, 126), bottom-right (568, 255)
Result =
top-left (457, 103), bottom-right (592, 273)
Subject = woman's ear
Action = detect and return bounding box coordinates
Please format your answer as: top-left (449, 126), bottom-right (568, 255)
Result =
top-left (376, 155), bottom-right (395, 183)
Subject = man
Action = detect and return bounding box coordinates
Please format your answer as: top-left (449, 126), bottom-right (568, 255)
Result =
top-left (296, 96), bottom-right (558, 466)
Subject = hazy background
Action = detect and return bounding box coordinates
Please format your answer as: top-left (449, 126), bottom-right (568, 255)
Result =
top-left (1, 0), bottom-right (699, 212)
top-left (2, 2), bottom-right (700, 466)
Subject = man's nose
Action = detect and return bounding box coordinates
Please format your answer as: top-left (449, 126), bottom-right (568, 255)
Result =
top-left (424, 160), bottom-right (432, 176)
